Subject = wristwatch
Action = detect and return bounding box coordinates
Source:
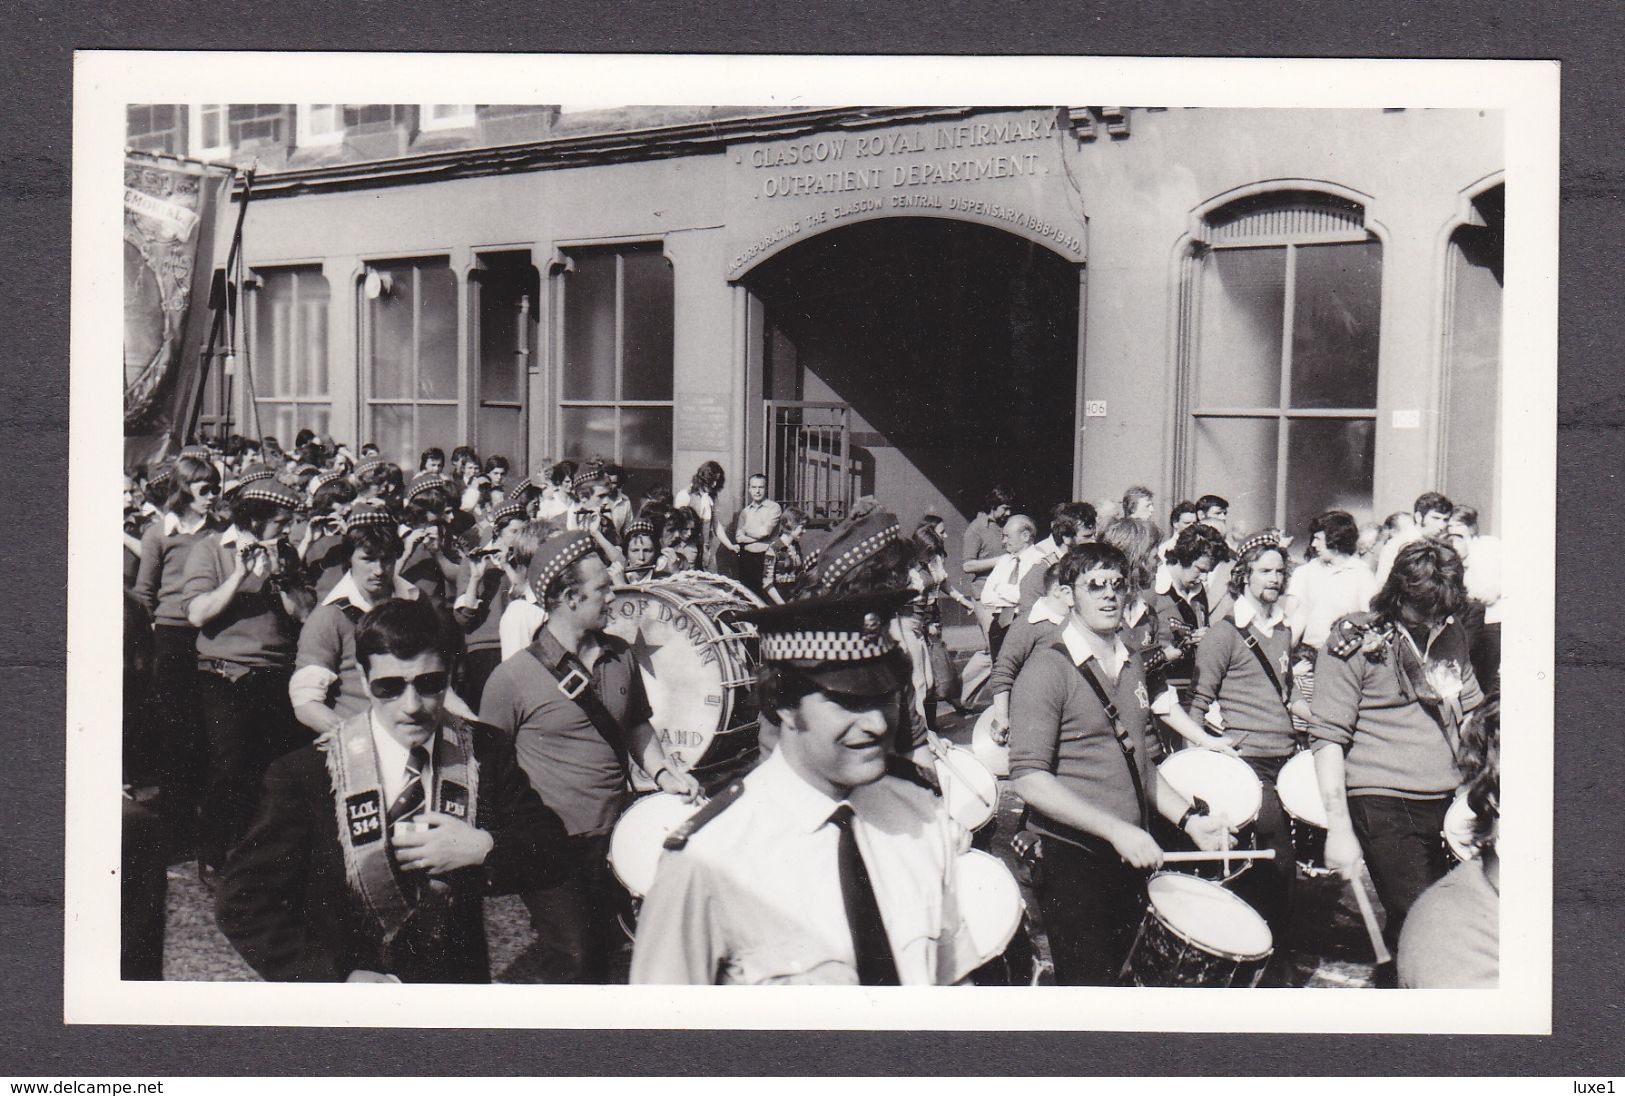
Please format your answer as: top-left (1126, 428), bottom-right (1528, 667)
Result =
top-left (1178, 795), bottom-right (1210, 831)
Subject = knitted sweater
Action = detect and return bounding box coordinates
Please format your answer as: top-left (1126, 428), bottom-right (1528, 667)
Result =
top-left (180, 531), bottom-right (303, 669)
top-left (1308, 613), bottom-right (1484, 798)
top-left (988, 606), bottom-right (1066, 697)
top-left (134, 517), bottom-right (215, 626)
top-left (1188, 611), bottom-right (1296, 756)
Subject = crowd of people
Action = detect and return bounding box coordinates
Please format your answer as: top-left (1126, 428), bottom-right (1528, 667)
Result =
top-left (118, 430), bottom-right (1501, 990)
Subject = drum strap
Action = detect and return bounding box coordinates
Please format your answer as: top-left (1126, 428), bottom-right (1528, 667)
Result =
top-left (1241, 631), bottom-right (1293, 707)
top-left (525, 643), bottom-right (631, 769)
top-left (1058, 646), bottom-right (1151, 833)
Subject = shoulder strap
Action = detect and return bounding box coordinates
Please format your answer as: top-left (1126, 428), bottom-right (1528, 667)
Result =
top-left (1052, 643), bottom-right (1151, 832)
top-left (1240, 629), bottom-right (1292, 706)
top-left (525, 643), bottom-right (630, 766)
top-left (663, 782), bottom-right (746, 850)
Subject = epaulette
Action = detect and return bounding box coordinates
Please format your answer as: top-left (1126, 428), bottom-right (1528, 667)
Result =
top-left (885, 755), bottom-right (941, 796)
top-left (662, 782), bottom-right (746, 851)
top-left (1327, 613), bottom-right (1380, 660)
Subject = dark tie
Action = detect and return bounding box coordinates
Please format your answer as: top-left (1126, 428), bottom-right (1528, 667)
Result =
top-left (388, 745), bottom-right (430, 826)
top-left (831, 804), bottom-right (899, 986)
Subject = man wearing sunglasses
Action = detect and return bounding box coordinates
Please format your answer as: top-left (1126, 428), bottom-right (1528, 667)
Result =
top-left (217, 597), bottom-right (568, 983)
top-left (1007, 543), bottom-right (1233, 985)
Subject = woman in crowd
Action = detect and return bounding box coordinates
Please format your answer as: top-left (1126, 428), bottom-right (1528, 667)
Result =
top-left (674, 460), bottom-right (737, 571)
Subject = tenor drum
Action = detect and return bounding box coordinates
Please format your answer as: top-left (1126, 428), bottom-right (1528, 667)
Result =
top-left (933, 743), bottom-right (1000, 833)
top-left (1275, 750), bottom-right (1333, 876)
top-left (606, 572), bottom-right (766, 792)
top-left (1123, 872), bottom-right (1274, 988)
top-left (608, 792), bottom-right (703, 900)
top-left (969, 707), bottom-right (1010, 778)
top-left (1157, 749), bottom-right (1262, 877)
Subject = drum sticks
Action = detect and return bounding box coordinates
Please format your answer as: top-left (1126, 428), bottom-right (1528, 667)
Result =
top-left (1348, 863), bottom-right (1393, 966)
top-left (1160, 848), bottom-right (1276, 863)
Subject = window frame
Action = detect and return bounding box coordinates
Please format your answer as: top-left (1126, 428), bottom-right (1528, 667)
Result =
top-left (419, 104), bottom-right (476, 132)
top-left (295, 104), bottom-right (344, 149)
top-left (552, 243), bottom-right (676, 473)
top-left (358, 256), bottom-right (462, 466)
top-left (247, 265), bottom-right (333, 442)
top-left (1177, 187), bottom-right (1383, 531)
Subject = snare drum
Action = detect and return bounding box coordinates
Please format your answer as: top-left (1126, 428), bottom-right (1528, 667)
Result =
top-left (1157, 749), bottom-right (1262, 877)
top-left (1442, 793), bottom-right (1480, 863)
top-left (605, 573), bottom-right (766, 791)
top-left (933, 742), bottom-right (1000, 833)
top-left (1275, 750), bottom-right (1332, 875)
top-left (1122, 872), bottom-right (1274, 988)
top-left (955, 849), bottom-right (1031, 985)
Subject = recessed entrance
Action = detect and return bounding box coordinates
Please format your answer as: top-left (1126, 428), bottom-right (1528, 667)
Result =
top-left (743, 217), bottom-right (1080, 539)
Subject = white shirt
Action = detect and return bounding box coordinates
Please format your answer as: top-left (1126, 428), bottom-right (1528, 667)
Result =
top-left (629, 747), bottom-right (976, 986)
top-left (1461, 535), bottom-right (1504, 624)
top-left (1231, 595), bottom-right (1287, 637)
top-left (1286, 554), bottom-right (1379, 648)
top-left (980, 543), bottom-right (1044, 609)
top-left (321, 570), bottom-right (419, 612)
top-left (162, 511), bottom-right (208, 537)
top-left (499, 591), bottom-right (549, 662)
top-left (368, 710), bottom-right (435, 808)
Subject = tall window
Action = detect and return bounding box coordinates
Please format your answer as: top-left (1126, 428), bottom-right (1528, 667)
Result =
top-left (472, 253), bottom-right (538, 470)
top-left (362, 258), bottom-right (459, 467)
top-left (558, 246), bottom-right (674, 488)
top-left (1441, 184), bottom-right (1503, 533)
top-left (251, 267), bottom-right (331, 445)
top-left (1182, 190), bottom-right (1382, 536)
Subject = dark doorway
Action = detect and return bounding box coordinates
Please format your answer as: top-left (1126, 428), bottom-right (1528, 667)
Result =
top-left (747, 218), bottom-right (1079, 534)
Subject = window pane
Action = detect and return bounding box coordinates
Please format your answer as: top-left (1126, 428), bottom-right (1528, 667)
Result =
top-left (478, 407), bottom-right (524, 473)
top-left (619, 406), bottom-right (674, 492)
top-left (1285, 418), bottom-right (1375, 536)
top-left (1192, 417), bottom-right (1277, 537)
top-left (1197, 247), bottom-right (1285, 409)
top-left (418, 403), bottom-right (459, 457)
top-left (368, 267), bottom-right (413, 399)
top-left (258, 404), bottom-right (296, 450)
top-left (369, 404), bottom-right (413, 468)
top-left (417, 263), bottom-right (458, 400)
top-left (298, 273), bottom-right (330, 396)
top-left (621, 248), bottom-right (674, 400)
top-left (560, 406), bottom-right (617, 465)
top-left (257, 273), bottom-right (295, 398)
top-left (563, 252), bottom-right (617, 401)
top-left (1289, 241), bottom-right (1382, 409)
top-left (478, 268), bottom-right (530, 404)
top-left (303, 406), bottom-right (332, 440)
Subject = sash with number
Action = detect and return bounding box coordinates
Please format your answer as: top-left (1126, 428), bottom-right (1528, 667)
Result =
top-left (324, 712), bottom-right (480, 941)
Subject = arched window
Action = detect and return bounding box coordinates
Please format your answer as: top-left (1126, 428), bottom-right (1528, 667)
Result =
top-left (1179, 189), bottom-right (1382, 536)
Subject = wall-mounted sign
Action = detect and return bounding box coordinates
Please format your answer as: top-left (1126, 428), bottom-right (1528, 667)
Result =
top-left (674, 391), bottom-right (731, 452)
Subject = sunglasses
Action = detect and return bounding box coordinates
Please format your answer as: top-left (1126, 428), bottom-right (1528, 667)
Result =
top-left (1076, 577), bottom-right (1130, 596)
top-left (367, 671), bottom-right (450, 700)
top-left (194, 483), bottom-right (220, 497)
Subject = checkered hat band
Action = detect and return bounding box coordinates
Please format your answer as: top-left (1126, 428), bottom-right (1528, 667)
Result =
top-left (236, 484), bottom-right (300, 508)
top-left (532, 536), bottom-right (595, 595)
top-left (758, 629), bottom-right (897, 662)
top-left (179, 446), bottom-right (211, 461)
top-left (817, 524), bottom-right (899, 590)
top-left (354, 458), bottom-right (385, 477)
top-left (345, 508), bottom-right (395, 531)
top-left (1238, 531), bottom-right (1282, 556)
top-left (237, 468), bottom-right (274, 485)
top-left (506, 476), bottom-right (534, 501)
top-left (407, 475), bottom-right (454, 500)
top-left (491, 501), bottom-right (527, 526)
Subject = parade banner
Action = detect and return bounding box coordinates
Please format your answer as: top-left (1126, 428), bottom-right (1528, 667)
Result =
top-left (123, 150), bottom-right (235, 473)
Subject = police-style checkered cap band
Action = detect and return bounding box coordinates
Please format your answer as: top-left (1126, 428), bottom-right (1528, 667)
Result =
top-left (758, 627), bottom-right (898, 662)
top-left (529, 532), bottom-right (596, 598)
top-left (816, 522), bottom-right (900, 591)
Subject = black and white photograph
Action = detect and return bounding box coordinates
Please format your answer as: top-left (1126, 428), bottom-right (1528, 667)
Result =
top-left (69, 52), bottom-right (1556, 1031)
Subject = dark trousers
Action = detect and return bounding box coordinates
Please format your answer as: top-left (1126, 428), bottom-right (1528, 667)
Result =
top-left (736, 549), bottom-right (768, 595)
top-left (988, 617), bottom-right (1011, 661)
top-left (1033, 830), bottom-right (1148, 986)
top-left (151, 624), bottom-right (205, 853)
top-left (1472, 622), bottom-right (1501, 695)
top-left (196, 665), bottom-right (304, 871)
top-left (121, 797), bottom-right (168, 980)
top-left (517, 831), bottom-right (619, 983)
top-left (458, 646), bottom-right (504, 715)
top-left (1348, 794), bottom-right (1452, 953)
top-left (1227, 752), bottom-right (1296, 945)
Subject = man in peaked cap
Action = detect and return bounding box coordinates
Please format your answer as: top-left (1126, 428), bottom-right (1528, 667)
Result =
top-left (478, 529), bottom-right (700, 982)
top-left (629, 584), bottom-right (982, 986)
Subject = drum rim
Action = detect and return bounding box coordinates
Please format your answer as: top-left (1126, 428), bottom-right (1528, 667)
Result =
top-left (935, 743), bottom-right (999, 830)
top-left (1144, 870), bottom-right (1274, 960)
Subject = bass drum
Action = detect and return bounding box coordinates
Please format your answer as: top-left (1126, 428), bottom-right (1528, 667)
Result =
top-left (606, 572), bottom-right (765, 793)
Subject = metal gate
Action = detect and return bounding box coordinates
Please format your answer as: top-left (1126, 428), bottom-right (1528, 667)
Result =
top-left (763, 400), bottom-right (854, 525)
